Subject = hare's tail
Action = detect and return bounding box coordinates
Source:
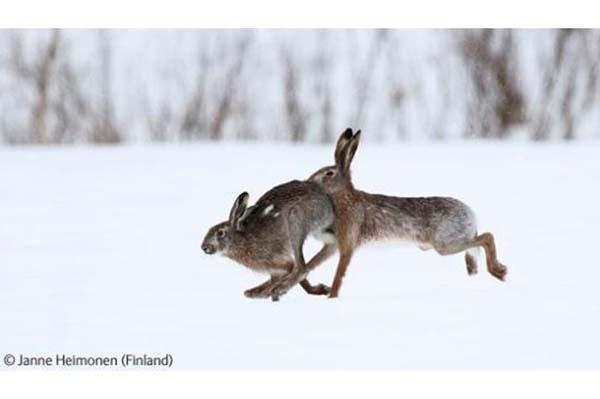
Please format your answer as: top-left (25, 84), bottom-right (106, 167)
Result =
top-left (466, 247), bottom-right (480, 260)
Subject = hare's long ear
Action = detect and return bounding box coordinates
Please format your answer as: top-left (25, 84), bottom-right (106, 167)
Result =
top-left (334, 128), bottom-right (354, 168)
top-left (235, 205), bottom-right (254, 231)
top-left (342, 130), bottom-right (361, 174)
top-left (229, 192), bottom-right (249, 227)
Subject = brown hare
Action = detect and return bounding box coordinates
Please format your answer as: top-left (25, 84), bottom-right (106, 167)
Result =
top-left (202, 180), bottom-right (336, 300)
top-left (304, 128), bottom-right (508, 298)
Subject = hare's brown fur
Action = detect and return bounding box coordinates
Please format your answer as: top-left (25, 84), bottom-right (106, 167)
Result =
top-left (308, 128), bottom-right (508, 298)
top-left (204, 128), bottom-right (507, 300)
top-left (202, 180), bottom-right (336, 300)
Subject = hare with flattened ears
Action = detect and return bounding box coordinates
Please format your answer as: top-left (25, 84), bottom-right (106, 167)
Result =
top-left (202, 180), bottom-right (337, 300)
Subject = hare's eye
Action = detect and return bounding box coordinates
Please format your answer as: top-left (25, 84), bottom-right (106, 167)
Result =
top-left (217, 230), bottom-right (225, 238)
top-left (325, 170), bottom-right (335, 177)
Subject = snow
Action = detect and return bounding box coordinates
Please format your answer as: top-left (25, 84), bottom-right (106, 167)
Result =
top-left (1, 142), bottom-right (599, 369)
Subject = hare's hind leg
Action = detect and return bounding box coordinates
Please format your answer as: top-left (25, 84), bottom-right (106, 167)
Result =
top-left (265, 208), bottom-right (311, 298)
top-left (476, 232), bottom-right (507, 281)
top-left (299, 243), bottom-right (337, 296)
top-left (269, 212), bottom-right (337, 298)
top-left (306, 243), bottom-right (337, 271)
top-left (465, 248), bottom-right (478, 275)
top-left (433, 233), bottom-right (506, 280)
top-left (299, 279), bottom-right (330, 295)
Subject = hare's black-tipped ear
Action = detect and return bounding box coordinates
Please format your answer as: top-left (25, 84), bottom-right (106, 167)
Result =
top-left (229, 192), bottom-right (249, 227)
top-left (342, 129), bottom-right (361, 173)
top-left (334, 128), bottom-right (354, 167)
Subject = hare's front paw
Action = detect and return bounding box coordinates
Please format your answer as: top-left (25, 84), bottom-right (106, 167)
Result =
top-left (243, 288), bottom-right (259, 298)
top-left (267, 281), bottom-right (293, 298)
top-left (314, 283), bottom-right (331, 296)
top-left (244, 286), bottom-right (273, 299)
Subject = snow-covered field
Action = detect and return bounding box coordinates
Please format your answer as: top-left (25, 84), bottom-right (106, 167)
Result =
top-left (1, 142), bottom-right (599, 369)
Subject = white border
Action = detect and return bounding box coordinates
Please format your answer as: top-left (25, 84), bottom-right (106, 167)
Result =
top-left (1, 371), bottom-right (600, 399)
top-left (0, 0), bottom-right (598, 28)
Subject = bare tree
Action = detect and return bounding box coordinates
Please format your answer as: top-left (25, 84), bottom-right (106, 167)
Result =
top-left (179, 49), bottom-right (209, 141)
top-left (91, 31), bottom-right (121, 144)
top-left (352, 29), bottom-right (388, 128)
top-left (8, 29), bottom-right (61, 143)
top-left (33, 30), bottom-right (60, 144)
top-left (281, 50), bottom-right (307, 142)
top-left (532, 29), bottom-right (600, 141)
top-left (3, 29), bottom-right (111, 144)
top-left (459, 29), bottom-right (526, 139)
top-left (208, 34), bottom-right (251, 141)
top-left (312, 31), bottom-right (334, 143)
top-left (51, 57), bottom-right (90, 143)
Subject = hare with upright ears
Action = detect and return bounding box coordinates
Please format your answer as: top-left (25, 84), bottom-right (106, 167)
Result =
top-left (305, 128), bottom-right (508, 298)
top-left (201, 180), bottom-right (337, 300)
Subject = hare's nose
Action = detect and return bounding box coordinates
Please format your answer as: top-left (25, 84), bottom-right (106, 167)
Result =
top-left (202, 244), bottom-right (215, 254)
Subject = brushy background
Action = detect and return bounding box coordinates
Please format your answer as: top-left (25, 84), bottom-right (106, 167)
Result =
top-left (1, 29), bottom-right (599, 145)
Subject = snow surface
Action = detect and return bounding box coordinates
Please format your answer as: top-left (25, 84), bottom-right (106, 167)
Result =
top-left (1, 142), bottom-right (599, 369)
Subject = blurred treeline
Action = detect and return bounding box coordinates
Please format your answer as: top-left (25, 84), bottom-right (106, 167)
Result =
top-left (1, 29), bottom-right (599, 144)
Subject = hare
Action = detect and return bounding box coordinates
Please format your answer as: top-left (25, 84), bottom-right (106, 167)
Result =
top-left (304, 128), bottom-right (508, 298)
top-left (201, 180), bottom-right (337, 300)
